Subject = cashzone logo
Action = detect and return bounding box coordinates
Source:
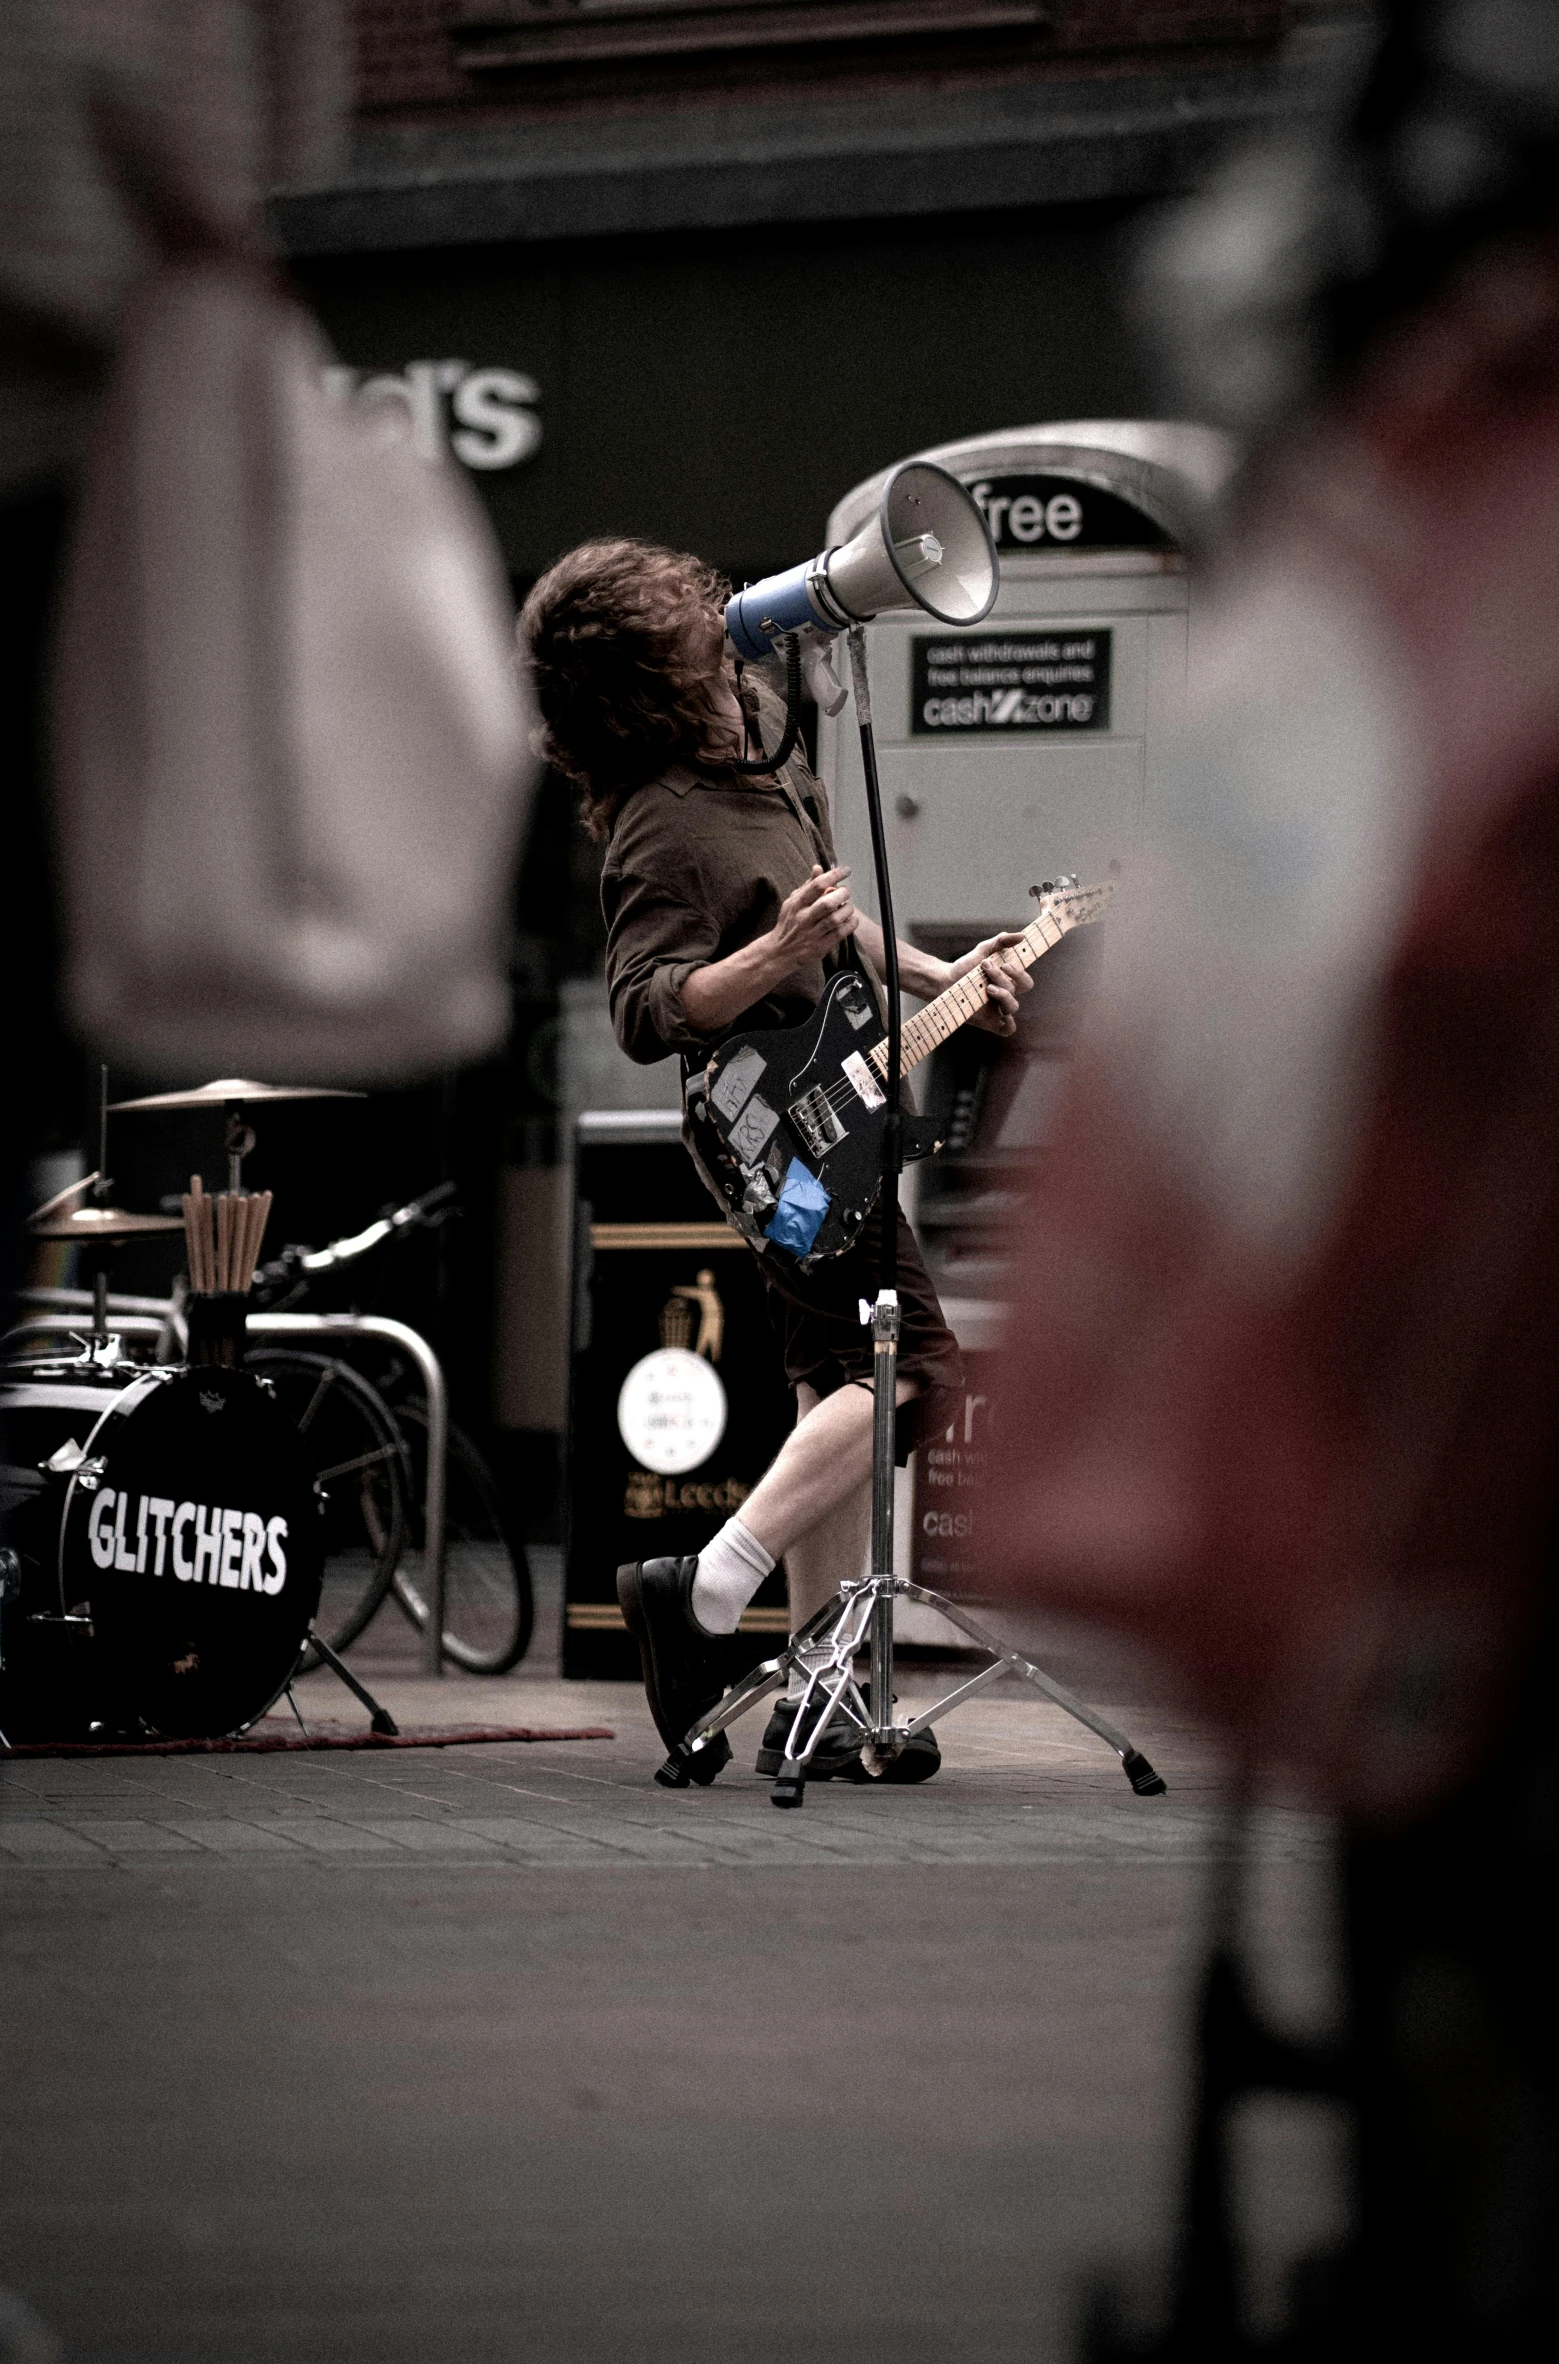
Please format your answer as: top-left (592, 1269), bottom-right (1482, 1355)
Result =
top-left (322, 359), bottom-right (542, 472)
top-left (912, 631), bottom-right (1112, 736)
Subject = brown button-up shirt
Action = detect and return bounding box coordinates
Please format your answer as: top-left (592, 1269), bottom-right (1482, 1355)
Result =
top-left (602, 686), bottom-right (851, 1067)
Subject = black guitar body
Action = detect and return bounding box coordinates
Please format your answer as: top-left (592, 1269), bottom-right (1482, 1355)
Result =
top-left (689, 969), bottom-right (940, 1269)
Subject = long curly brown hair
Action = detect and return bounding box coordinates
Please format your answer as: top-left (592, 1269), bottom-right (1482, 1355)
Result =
top-left (518, 538), bottom-right (731, 841)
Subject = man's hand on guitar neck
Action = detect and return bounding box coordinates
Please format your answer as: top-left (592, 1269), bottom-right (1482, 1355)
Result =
top-left (943, 931), bottom-right (1034, 1038)
top-left (853, 916), bottom-right (1033, 1039)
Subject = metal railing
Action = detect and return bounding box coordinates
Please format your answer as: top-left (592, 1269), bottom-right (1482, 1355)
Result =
top-left (4, 1298), bottom-right (449, 1676)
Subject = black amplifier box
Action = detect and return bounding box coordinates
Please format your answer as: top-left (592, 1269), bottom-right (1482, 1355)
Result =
top-left (564, 1111), bottom-right (793, 1681)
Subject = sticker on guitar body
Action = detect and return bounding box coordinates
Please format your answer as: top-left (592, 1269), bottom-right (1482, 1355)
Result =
top-left (841, 1051), bottom-right (886, 1110)
top-left (728, 1092), bottom-right (780, 1161)
top-left (710, 1044), bottom-right (767, 1122)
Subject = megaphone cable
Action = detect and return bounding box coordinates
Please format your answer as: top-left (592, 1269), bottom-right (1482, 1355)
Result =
top-left (727, 631), bottom-right (802, 776)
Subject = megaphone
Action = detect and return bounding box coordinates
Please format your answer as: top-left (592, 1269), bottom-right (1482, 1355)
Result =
top-left (724, 460), bottom-right (999, 663)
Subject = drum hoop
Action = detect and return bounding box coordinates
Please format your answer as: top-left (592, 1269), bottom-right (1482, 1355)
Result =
top-left (56, 1368), bottom-right (172, 1614)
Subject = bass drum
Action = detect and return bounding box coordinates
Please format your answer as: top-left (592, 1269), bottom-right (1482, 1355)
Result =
top-left (55, 1365), bottom-right (325, 1738)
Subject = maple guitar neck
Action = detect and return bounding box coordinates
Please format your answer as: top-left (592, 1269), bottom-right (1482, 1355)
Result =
top-left (866, 891), bottom-right (1107, 1083)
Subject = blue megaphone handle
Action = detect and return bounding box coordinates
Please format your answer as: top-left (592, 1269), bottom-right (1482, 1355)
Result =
top-left (725, 562), bottom-right (832, 660)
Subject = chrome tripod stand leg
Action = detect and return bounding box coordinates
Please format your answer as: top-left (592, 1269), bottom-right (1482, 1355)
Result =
top-left (681, 1658), bottom-right (786, 1752)
top-left (660, 1585), bottom-right (877, 1793)
top-left (772, 1653), bottom-right (869, 1809)
top-left (769, 1581), bottom-right (877, 1807)
top-left (891, 1582), bottom-right (1168, 1795)
top-left (867, 1293), bottom-right (899, 1750)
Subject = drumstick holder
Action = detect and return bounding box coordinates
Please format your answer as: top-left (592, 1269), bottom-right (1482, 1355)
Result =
top-left (186, 1291), bottom-right (249, 1368)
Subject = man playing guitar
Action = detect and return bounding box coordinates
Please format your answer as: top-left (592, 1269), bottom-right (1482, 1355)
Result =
top-left (519, 538), bottom-right (1031, 1783)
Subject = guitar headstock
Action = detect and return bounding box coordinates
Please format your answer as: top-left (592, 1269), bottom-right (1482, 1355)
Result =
top-left (1028, 875), bottom-right (1116, 933)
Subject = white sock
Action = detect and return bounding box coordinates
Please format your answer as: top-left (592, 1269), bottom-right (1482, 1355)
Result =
top-left (689, 1516), bottom-right (775, 1636)
top-left (786, 1665), bottom-right (812, 1704)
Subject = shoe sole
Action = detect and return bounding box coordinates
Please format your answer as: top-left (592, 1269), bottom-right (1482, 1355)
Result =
top-left (754, 1733), bottom-right (942, 1784)
top-left (754, 1748), bottom-right (866, 1781)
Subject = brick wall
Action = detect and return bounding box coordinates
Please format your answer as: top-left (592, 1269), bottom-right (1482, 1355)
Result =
top-left (350, 1), bottom-right (464, 115)
top-left (348, 0), bottom-right (1317, 130)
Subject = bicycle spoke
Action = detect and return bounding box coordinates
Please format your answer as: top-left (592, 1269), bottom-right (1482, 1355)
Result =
top-left (248, 1350), bottom-right (407, 1662)
top-left (313, 1442), bottom-right (399, 1484)
top-left (296, 1364), bottom-right (337, 1434)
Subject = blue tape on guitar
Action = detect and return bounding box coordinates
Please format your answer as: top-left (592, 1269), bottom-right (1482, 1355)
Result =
top-left (764, 1158), bottom-right (830, 1257)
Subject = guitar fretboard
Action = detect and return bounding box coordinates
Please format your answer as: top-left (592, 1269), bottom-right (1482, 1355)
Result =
top-left (866, 888), bottom-right (1110, 1082)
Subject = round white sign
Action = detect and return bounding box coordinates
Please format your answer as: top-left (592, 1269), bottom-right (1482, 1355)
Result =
top-left (617, 1348), bottom-right (728, 1476)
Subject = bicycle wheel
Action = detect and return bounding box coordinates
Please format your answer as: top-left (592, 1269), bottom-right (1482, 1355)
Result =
top-left (390, 1407), bottom-right (533, 1673)
top-left (248, 1351), bottom-right (409, 1664)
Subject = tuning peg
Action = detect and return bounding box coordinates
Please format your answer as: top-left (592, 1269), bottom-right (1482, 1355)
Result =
top-left (1029, 880), bottom-right (1054, 902)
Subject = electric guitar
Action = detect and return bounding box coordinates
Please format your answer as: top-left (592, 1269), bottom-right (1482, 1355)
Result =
top-left (687, 878), bottom-right (1114, 1267)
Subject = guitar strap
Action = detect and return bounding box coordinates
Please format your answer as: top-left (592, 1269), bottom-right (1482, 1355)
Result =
top-left (679, 752), bottom-right (878, 1111)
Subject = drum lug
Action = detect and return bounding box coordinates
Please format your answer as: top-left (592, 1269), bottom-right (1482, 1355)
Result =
top-left (42, 1437), bottom-right (106, 1483)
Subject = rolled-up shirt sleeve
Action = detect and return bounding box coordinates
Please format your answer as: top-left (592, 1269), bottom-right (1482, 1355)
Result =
top-left (602, 809), bottom-right (723, 1063)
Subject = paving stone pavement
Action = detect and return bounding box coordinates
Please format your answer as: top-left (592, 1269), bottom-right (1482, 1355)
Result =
top-left (0, 1690), bottom-right (1315, 1873)
top-left (1, 1574), bottom-right (1349, 2364)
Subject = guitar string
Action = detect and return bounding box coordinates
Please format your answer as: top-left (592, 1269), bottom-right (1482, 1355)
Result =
top-left (808, 915), bottom-right (1071, 1114)
top-left (749, 896), bottom-right (1107, 1142)
top-left (804, 916), bottom-right (1066, 1118)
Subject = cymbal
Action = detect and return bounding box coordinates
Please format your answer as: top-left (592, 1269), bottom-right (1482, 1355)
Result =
top-left (29, 1206), bottom-right (186, 1240)
top-left (110, 1077), bottom-right (366, 1112)
top-left (28, 1171), bottom-right (103, 1225)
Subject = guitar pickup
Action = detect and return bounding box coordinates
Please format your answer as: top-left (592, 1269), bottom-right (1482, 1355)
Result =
top-left (789, 1086), bottom-right (846, 1160)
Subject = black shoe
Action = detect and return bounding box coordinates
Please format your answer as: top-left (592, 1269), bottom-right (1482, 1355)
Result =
top-left (755, 1696), bottom-right (870, 1781)
top-left (617, 1557), bottom-right (732, 1783)
top-left (858, 1680), bottom-right (942, 1784)
top-left (874, 1728), bottom-right (942, 1783)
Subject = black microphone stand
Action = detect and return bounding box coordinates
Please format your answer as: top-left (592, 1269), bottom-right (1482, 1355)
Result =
top-left (672, 621), bottom-right (1168, 1810)
top-left (844, 625), bottom-right (905, 1764)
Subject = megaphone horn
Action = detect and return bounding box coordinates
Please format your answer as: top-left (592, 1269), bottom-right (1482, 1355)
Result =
top-left (725, 460), bottom-right (999, 661)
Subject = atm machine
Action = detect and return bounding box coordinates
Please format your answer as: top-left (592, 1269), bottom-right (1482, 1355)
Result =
top-left (814, 421), bottom-right (1234, 1614)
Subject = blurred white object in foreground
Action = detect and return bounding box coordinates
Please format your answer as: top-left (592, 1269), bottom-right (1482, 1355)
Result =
top-left (51, 261), bottom-right (535, 1082)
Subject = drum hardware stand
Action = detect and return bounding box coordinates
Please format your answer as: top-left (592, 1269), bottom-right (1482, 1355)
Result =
top-left (672, 624), bottom-right (1167, 1809)
top-left (76, 1259), bottom-right (126, 1367)
top-left (225, 1105), bottom-right (257, 1194)
top-left (294, 1627), bottom-right (400, 1737)
top-left (0, 1547), bottom-right (21, 1748)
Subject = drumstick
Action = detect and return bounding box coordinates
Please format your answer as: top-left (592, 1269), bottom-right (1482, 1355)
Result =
top-left (240, 1192), bottom-right (263, 1291)
top-left (188, 1175), bottom-right (210, 1291)
top-left (216, 1192), bottom-right (232, 1293)
top-left (250, 1190), bottom-right (273, 1288)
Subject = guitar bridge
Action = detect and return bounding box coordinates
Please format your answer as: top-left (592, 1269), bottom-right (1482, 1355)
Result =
top-left (789, 1086), bottom-right (846, 1160)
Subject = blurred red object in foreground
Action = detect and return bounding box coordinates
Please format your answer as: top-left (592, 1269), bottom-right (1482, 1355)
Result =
top-left (985, 239), bottom-right (1559, 1823)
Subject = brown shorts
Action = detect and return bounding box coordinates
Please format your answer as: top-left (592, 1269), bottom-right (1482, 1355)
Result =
top-left (756, 1204), bottom-right (964, 1466)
